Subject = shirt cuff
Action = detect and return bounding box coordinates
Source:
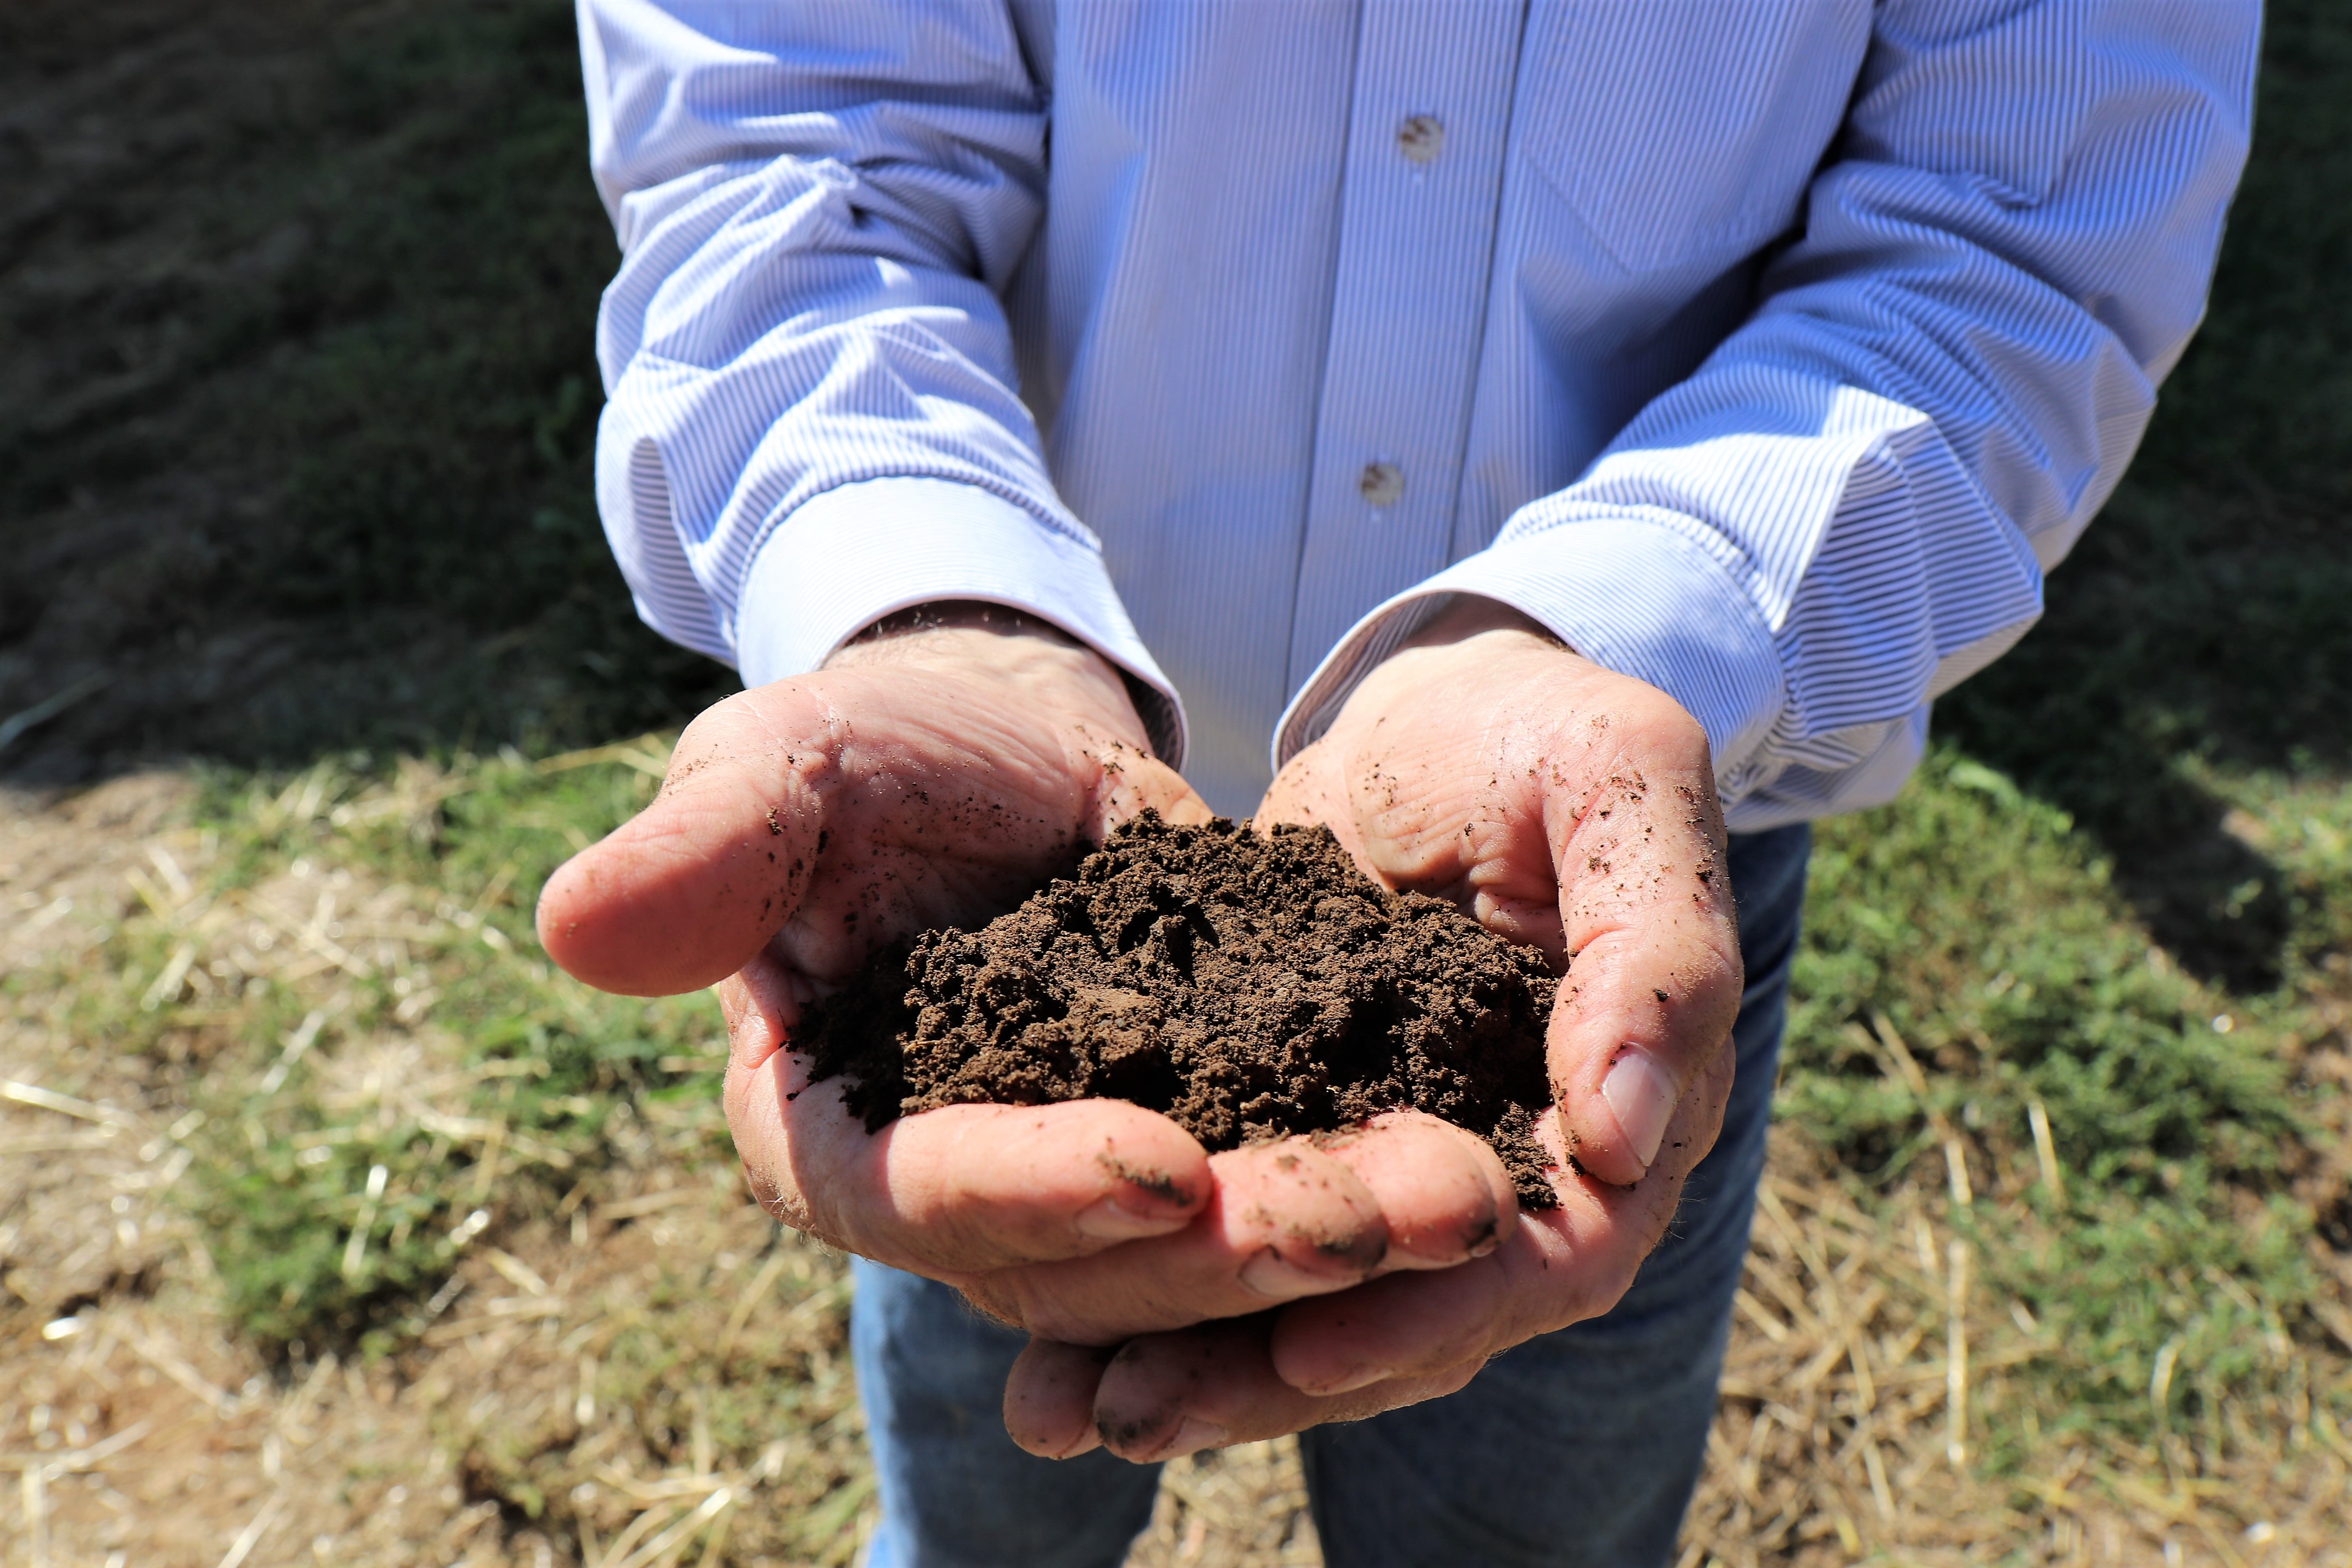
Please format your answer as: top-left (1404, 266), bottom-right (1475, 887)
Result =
top-left (1272, 513), bottom-right (1783, 790)
top-left (734, 476), bottom-right (1188, 767)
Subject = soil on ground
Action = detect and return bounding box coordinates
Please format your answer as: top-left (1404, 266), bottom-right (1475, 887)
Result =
top-left (800, 811), bottom-right (1564, 1208)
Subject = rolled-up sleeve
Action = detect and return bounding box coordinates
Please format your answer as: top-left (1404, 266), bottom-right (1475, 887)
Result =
top-left (1279, 0), bottom-right (2256, 829)
top-left (578, 0), bottom-right (1184, 759)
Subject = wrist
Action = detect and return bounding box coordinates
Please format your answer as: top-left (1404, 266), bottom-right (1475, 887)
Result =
top-left (825, 601), bottom-right (1157, 754)
top-left (1374, 599), bottom-right (1586, 700)
top-left (1400, 596), bottom-right (1566, 655)
top-left (827, 600), bottom-right (1079, 662)
top-left (1335, 597), bottom-right (1632, 757)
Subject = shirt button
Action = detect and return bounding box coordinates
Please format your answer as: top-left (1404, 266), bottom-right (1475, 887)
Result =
top-left (1358, 461), bottom-right (1406, 507)
top-left (1396, 114), bottom-right (1445, 164)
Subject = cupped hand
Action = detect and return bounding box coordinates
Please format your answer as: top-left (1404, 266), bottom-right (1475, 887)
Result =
top-left (535, 606), bottom-right (1519, 1341)
top-left (1002, 597), bottom-right (1744, 1462)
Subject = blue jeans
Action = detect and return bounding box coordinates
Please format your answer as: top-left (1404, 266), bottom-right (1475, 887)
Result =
top-left (853, 824), bottom-right (1811, 1568)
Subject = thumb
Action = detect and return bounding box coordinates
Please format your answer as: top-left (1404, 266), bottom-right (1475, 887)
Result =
top-left (536, 689), bottom-right (827, 997)
top-left (1077, 732), bottom-right (1217, 838)
top-left (1545, 749), bottom-right (1743, 1188)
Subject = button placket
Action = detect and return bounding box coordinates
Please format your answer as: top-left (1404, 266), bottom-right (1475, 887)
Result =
top-left (1285, 2), bottom-right (1524, 694)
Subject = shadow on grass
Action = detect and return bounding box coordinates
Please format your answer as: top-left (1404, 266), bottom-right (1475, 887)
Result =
top-left (4, 0), bottom-right (2345, 998)
top-left (0, 0), bottom-right (733, 781)
top-left (1940, 0), bottom-right (2352, 992)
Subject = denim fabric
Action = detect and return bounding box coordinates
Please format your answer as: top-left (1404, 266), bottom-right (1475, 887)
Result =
top-left (854, 822), bottom-right (1811, 1568)
top-left (851, 1255), bottom-right (1164, 1568)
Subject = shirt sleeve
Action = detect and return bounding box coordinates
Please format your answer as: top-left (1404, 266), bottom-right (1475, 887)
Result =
top-left (1277, 0), bottom-right (2258, 831)
top-left (576, 0), bottom-right (1186, 762)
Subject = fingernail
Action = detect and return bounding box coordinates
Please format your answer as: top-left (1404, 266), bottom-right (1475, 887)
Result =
top-left (1302, 1363), bottom-right (1393, 1397)
top-left (1601, 1047), bottom-right (1678, 1170)
top-left (1238, 1248), bottom-right (1343, 1299)
top-left (1076, 1195), bottom-right (1188, 1241)
top-left (1162, 1417), bottom-right (1229, 1458)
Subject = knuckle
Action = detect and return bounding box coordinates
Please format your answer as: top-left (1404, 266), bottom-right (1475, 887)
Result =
top-left (1685, 946), bottom-right (1746, 1034)
top-left (1398, 1314), bottom-right (1498, 1377)
top-left (1599, 1256), bottom-right (1648, 1318)
top-left (1628, 692), bottom-right (1708, 758)
top-left (1422, 1358), bottom-right (1486, 1401)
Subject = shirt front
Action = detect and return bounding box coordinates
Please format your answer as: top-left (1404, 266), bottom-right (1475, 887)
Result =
top-left (578, 0), bottom-right (2256, 819)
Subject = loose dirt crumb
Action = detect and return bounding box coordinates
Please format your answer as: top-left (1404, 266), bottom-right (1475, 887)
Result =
top-left (799, 812), bottom-right (1563, 1207)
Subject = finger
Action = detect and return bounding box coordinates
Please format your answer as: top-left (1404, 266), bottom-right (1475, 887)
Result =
top-left (973, 1138), bottom-right (1387, 1343)
top-left (978, 1115), bottom-right (1520, 1342)
top-left (1266, 1116), bottom-right (1680, 1395)
top-left (860, 1101), bottom-right (1215, 1266)
top-left (1004, 1338), bottom-right (1113, 1459)
top-left (717, 946), bottom-right (815, 1074)
top-left (1309, 1111), bottom-right (1517, 1269)
top-left (723, 1000), bottom-right (1212, 1272)
top-left (1103, 1113), bottom-right (1693, 1445)
top-left (720, 948), bottom-right (825, 1233)
top-left (1544, 701), bottom-right (1743, 1187)
top-left (1090, 1317), bottom-right (1484, 1464)
top-left (1256, 740), bottom-right (1354, 848)
top-left (1270, 1256), bottom-right (1517, 1397)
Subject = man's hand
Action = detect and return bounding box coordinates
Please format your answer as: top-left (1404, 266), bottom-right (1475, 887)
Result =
top-left (1001, 597), bottom-right (1744, 1462)
top-left (540, 606), bottom-right (1191, 999)
top-left (535, 606), bottom-right (1517, 1346)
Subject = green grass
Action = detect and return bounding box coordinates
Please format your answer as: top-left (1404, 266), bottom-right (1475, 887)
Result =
top-left (42, 747), bottom-right (729, 1355)
top-left (1788, 748), bottom-right (2349, 1460)
top-left (5, 745), bottom-right (874, 1556)
top-left (24, 723), bottom-right (2327, 1475)
top-left (27, 729), bottom-right (2323, 1478)
top-left (1787, 0), bottom-right (2352, 1463)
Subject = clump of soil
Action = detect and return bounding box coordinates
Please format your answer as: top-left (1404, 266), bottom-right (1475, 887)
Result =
top-left (798, 812), bottom-right (1563, 1208)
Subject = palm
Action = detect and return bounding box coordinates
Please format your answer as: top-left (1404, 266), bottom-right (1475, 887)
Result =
top-left (731, 662), bottom-right (1197, 989)
top-left (1259, 647), bottom-right (1582, 970)
top-left (1263, 613), bottom-right (1742, 1188)
top-left (538, 623), bottom-right (1256, 1291)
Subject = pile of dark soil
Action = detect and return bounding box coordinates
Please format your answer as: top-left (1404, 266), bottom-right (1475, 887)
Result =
top-left (799, 812), bottom-right (1563, 1207)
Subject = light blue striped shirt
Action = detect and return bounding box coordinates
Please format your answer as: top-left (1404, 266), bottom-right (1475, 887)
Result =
top-left (577, 0), bottom-right (2256, 822)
